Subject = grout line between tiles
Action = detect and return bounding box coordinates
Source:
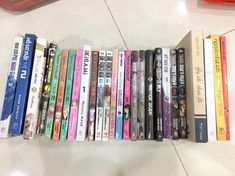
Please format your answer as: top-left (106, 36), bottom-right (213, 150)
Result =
top-left (170, 140), bottom-right (189, 176)
top-left (104, 0), bottom-right (128, 49)
top-left (222, 28), bottom-right (235, 35)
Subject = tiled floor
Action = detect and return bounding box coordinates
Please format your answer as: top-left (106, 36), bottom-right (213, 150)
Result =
top-left (0, 0), bottom-right (235, 176)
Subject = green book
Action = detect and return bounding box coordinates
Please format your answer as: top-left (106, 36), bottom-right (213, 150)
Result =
top-left (44, 49), bottom-right (62, 140)
top-left (60, 50), bottom-right (75, 140)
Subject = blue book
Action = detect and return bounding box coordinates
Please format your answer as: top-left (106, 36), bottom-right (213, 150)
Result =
top-left (10, 34), bottom-right (37, 135)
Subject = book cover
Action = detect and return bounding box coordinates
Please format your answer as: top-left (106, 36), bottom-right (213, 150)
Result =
top-left (153, 48), bottom-right (163, 141)
top-left (178, 30), bottom-right (207, 143)
top-left (138, 50), bottom-right (145, 140)
top-left (44, 49), bottom-right (62, 140)
top-left (37, 43), bottom-right (57, 134)
top-left (102, 51), bottom-right (113, 141)
top-left (10, 34), bottom-right (37, 135)
top-left (109, 49), bottom-right (119, 139)
top-left (76, 45), bottom-right (92, 141)
top-left (87, 51), bottom-right (99, 141)
top-left (67, 49), bottom-right (83, 141)
top-left (145, 50), bottom-right (154, 140)
top-left (0, 36), bottom-right (24, 138)
top-left (171, 49), bottom-right (179, 140)
top-left (115, 51), bottom-right (125, 140)
top-left (60, 50), bottom-right (75, 141)
top-left (123, 50), bottom-right (131, 140)
top-left (23, 38), bottom-right (47, 140)
top-left (220, 36), bottom-right (230, 140)
top-left (131, 51), bottom-right (138, 141)
top-left (95, 50), bottom-right (106, 141)
top-left (204, 39), bottom-right (217, 141)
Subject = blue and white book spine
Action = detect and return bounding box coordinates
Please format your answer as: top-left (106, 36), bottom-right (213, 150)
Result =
top-left (204, 39), bottom-right (216, 142)
top-left (0, 36), bottom-right (24, 138)
top-left (76, 45), bottom-right (92, 141)
top-left (115, 51), bottom-right (125, 140)
top-left (10, 34), bottom-right (37, 135)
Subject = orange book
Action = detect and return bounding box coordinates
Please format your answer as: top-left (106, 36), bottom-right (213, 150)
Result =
top-left (52, 50), bottom-right (68, 141)
top-left (220, 36), bottom-right (230, 140)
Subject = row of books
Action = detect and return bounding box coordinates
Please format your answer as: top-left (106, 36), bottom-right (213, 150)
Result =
top-left (0, 30), bottom-right (230, 143)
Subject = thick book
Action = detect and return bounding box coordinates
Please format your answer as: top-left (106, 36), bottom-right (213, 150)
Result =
top-left (95, 50), bottom-right (106, 141)
top-left (204, 39), bottom-right (217, 141)
top-left (10, 34), bottom-right (37, 135)
top-left (208, 34), bottom-right (226, 141)
top-left (131, 51), bottom-right (138, 141)
top-left (138, 50), bottom-right (145, 140)
top-left (60, 50), bottom-right (75, 141)
top-left (178, 30), bottom-right (207, 142)
top-left (23, 38), bottom-right (47, 140)
top-left (220, 36), bottom-right (230, 140)
top-left (76, 45), bottom-right (92, 141)
top-left (109, 49), bottom-right (119, 139)
top-left (87, 51), bottom-right (99, 141)
top-left (37, 43), bottom-right (57, 134)
top-left (123, 50), bottom-right (131, 140)
top-left (44, 49), bottom-right (62, 140)
top-left (115, 51), bottom-right (125, 140)
top-left (67, 50), bottom-right (83, 141)
top-left (102, 51), bottom-right (113, 141)
top-left (145, 50), bottom-right (154, 140)
top-left (171, 49), bottom-right (179, 140)
top-left (0, 36), bottom-right (24, 138)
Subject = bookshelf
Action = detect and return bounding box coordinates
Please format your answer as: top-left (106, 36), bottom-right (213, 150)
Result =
top-left (0, 0), bottom-right (235, 176)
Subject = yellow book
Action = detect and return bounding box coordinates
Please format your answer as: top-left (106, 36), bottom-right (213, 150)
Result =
top-left (208, 34), bottom-right (226, 140)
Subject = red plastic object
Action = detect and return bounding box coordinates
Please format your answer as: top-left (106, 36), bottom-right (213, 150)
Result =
top-left (204, 0), bottom-right (235, 4)
top-left (0, 0), bottom-right (46, 11)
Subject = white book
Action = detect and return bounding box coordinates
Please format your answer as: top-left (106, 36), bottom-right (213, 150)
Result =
top-left (0, 36), bottom-right (24, 138)
top-left (204, 39), bottom-right (216, 141)
top-left (95, 50), bottom-right (106, 141)
top-left (76, 45), bottom-right (92, 141)
top-left (23, 38), bottom-right (47, 140)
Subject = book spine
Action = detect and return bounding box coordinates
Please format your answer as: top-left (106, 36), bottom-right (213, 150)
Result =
top-left (145, 50), bottom-right (154, 140)
top-left (115, 51), bottom-right (125, 140)
top-left (154, 48), bottom-right (163, 141)
top-left (177, 48), bottom-right (187, 139)
top-left (76, 45), bottom-right (92, 141)
top-left (67, 49), bottom-right (83, 141)
top-left (102, 51), bottom-right (113, 141)
top-left (0, 36), bottom-right (24, 138)
top-left (10, 34), bottom-right (37, 135)
top-left (60, 50), bottom-right (75, 141)
top-left (44, 49), bottom-right (62, 140)
top-left (131, 51), bottom-right (138, 141)
top-left (171, 49), bottom-right (179, 140)
top-left (37, 43), bottom-right (57, 134)
top-left (220, 36), bottom-right (230, 140)
top-left (109, 49), bottom-right (119, 139)
top-left (210, 35), bottom-right (226, 141)
top-left (95, 50), bottom-right (106, 141)
top-left (123, 50), bottom-right (131, 140)
top-left (138, 50), bottom-right (145, 140)
top-left (23, 38), bottom-right (47, 140)
top-left (204, 39), bottom-right (217, 141)
top-left (87, 51), bottom-right (99, 141)
top-left (162, 48), bottom-right (171, 138)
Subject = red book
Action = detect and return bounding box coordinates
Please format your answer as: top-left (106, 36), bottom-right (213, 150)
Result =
top-left (220, 36), bottom-right (230, 140)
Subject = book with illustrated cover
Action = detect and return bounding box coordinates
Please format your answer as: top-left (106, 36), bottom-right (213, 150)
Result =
top-left (60, 50), bottom-right (75, 141)
top-left (10, 34), bottom-right (37, 135)
top-left (23, 38), bottom-right (47, 140)
top-left (37, 43), bottom-right (57, 134)
top-left (0, 36), bottom-right (24, 138)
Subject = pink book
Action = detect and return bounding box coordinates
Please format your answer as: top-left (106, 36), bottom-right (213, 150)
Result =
top-left (123, 50), bottom-right (132, 140)
top-left (67, 49), bottom-right (83, 141)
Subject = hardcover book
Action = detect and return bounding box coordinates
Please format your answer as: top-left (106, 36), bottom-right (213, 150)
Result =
top-left (10, 34), bottom-right (37, 135)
